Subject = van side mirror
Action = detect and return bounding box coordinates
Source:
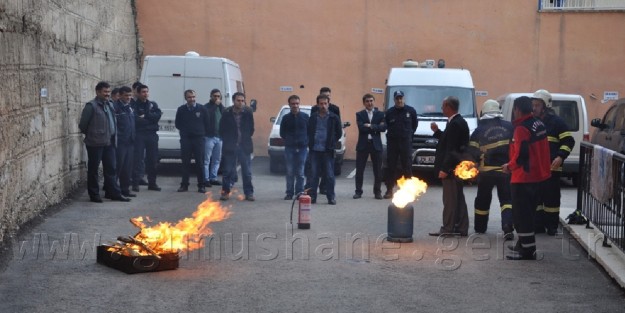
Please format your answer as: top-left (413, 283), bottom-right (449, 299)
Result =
top-left (590, 118), bottom-right (606, 129)
top-left (250, 99), bottom-right (257, 112)
top-left (270, 116), bottom-right (276, 123)
top-left (343, 121), bottom-right (351, 128)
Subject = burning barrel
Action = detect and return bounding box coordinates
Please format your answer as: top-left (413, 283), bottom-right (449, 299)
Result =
top-left (386, 177), bottom-right (427, 243)
top-left (387, 203), bottom-right (414, 242)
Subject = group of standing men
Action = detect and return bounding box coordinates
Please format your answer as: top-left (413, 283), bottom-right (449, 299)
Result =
top-left (79, 81), bottom-right (163, 203)
top-left (280, 88), bottom-right (342, 205)
top-left (174, 89), bottom-right (255, 201)
top-left (80, 81), bottom-right (255, 203)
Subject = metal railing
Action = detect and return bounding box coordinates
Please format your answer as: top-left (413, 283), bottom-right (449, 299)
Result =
top-left (540, 0), bottom-right (625, 10)
top-left (577, 141), bottom-right (625, 253)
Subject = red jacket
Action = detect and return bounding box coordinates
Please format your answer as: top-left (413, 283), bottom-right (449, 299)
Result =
top-left (508, 114), bottom-right (551, 183)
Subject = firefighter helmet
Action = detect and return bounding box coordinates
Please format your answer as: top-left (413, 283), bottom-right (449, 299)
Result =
top-left (481, 99), bottom-right (501, 115)
top-left (532, 89), bottom-right (552, 108)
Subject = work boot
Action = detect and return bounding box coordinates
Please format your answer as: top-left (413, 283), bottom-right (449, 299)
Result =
top-left (546, 226), bottom-right (558, 236)
top-left (502, 224), bottom-right (514, 240)
top-left (148, 184), bottom-right (161, 191)
top-left (383, 190), bottom-right (393, 199)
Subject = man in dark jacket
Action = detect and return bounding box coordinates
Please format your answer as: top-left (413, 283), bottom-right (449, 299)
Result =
top-left (220, 92), bottom-right (255, 201)
top-left (131, 84), bottom-right (162, 192)
top-left (307, 94), bottom-right (342, 205)
top-left (531, 89), bottom-right (575, 235)
top-left (78, 81), bottom-right (130, 203)
top-left (354, 93), bottom-right (386, 200)
top-left (203, 88), bottom-right (224, 187)
top-left (280, 95), bottom-right (309, 200)
top-left (176, 89), bottom-right (210, 193)
top-left (309, 86), bottom-right (341, 195)
top-left (113, 86), bottom-right (136, 198)
top-left (429, 96), bottom-right (470, 237)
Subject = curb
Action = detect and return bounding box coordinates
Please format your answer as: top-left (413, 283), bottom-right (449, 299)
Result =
top-left (560, 212), bottom-right (625, 289)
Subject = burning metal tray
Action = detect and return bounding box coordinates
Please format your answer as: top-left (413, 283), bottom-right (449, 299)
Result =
top-left (96, 245), bottom-right (179, 274)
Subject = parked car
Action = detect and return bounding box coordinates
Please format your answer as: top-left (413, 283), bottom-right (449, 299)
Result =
top-left (591, 97), bottom-right (625, 154)
top-left (267, 105), bottom-right (350, 175)
top-left (498, 93), bottom-right (589, 184)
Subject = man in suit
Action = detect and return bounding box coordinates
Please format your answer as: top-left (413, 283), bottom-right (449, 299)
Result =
top-left (308, 94), bottom-right (342, 205)
top-left (354, 94), bottom-right (386, 200)
top-left (429, 96), bottom-right (470, 236)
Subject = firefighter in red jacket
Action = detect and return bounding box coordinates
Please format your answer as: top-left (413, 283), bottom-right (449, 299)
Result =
top-left (531, 89), bottom-right (575, 235)
top-left (502, 96), bottom-right (551, 260)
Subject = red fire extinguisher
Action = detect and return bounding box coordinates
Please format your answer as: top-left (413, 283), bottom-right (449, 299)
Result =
top-left (297, 194), bottom-right (311, 229)
top-left (290, 189), bottom-right (311, 231)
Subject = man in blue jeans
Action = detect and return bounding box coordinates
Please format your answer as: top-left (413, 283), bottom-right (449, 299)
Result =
top-left (280, 95), bottom-right (309, 200)
top-left (203, 89), bottom-right (224, 187)
top-left (307, 94), bottom-right (342, 205)
top-left (219, 92), bottom-right (255, 201)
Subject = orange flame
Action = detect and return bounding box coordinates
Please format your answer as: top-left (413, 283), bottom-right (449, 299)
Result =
top-left (454, 160), bottom-right (479, 180)
top-left (391, 176), bottom-right (428, 208)
top-left (128, 195), bottom-right (231, 255)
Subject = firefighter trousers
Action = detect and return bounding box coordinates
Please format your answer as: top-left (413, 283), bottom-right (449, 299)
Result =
top-left (535, 171), bottom-right (561, 232)
top-left (511, 182), bottom-right (539, 257)
top-left (474, 173), bottom-right (513, 233)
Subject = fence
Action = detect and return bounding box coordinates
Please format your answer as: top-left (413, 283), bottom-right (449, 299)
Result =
top-left (578, 141), bottom-right (625, 253)
top-left (540, 0), bottom-right (625, 10)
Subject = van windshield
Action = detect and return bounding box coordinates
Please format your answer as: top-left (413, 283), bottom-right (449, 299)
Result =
top-left (386, 86), bottom-right (476, 118)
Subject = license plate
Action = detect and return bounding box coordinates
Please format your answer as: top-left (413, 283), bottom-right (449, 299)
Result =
top-left (159, 124), bottom-right (176, 132)
top-left (416, 156), bottom-right (435, 164)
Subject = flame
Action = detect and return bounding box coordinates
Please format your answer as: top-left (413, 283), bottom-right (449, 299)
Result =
top-left (454, 160), bottom-right (479, 180)
top-left (109, 195), bottom-right (231, 256)
top-left (391, 176), bottom-right (428, 208)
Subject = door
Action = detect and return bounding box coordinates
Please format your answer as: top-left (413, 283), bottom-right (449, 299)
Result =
top-left (593, 105), bottom-right (618, 149)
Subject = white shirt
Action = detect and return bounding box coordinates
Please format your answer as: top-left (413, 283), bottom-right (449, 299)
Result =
top-left (367, 109), bottom-right (373, 139)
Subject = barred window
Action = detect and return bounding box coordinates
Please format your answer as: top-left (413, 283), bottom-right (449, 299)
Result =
top-left (539, 0), bottom-right (625, 11)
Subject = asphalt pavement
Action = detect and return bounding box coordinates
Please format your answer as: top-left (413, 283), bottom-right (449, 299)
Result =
top-left (0, 157), bottom-right (624, 312)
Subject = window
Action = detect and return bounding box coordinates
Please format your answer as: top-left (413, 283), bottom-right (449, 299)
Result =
top-left (552, 100), bottom-right (579, 131)
top-left (603, 106), bottom-right (618, 128)
top-left (540, 0), bottom-right (625, 11)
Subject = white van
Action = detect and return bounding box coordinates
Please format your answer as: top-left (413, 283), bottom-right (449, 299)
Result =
top-left (497, 93), bottom-right (589, 183)
top-left (139, 51), bottom-right (245, 159)
top-left (382, 60), bottom-right (478, 174)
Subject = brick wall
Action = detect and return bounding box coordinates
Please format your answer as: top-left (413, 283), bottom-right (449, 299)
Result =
top-left (0, 0), bottom-right (140, 242)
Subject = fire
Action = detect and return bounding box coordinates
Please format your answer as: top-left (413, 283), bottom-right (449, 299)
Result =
top-left (108, 195), bottom-right (231, 256)
top-left (454, 160), bottom-right (479, 180)
top-left (391, 176), bottom-right (428, 208)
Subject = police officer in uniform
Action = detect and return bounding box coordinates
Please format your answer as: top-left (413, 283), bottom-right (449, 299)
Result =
top-left (131, 84), bottom-right (163, 192)
top-left (468, 100), bottom-right (514, 239)
top-left (531, 89), bottom-right (575, 235)
top-left (176, 89), bottom-right (210, 193)
top-left (384, 90), bottom-right (418, 198)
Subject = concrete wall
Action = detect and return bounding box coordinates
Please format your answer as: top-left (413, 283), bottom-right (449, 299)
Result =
top-left (135, 0), bottom-right (625, 159)
top-left (0, 0), bottom-right (139, 242)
